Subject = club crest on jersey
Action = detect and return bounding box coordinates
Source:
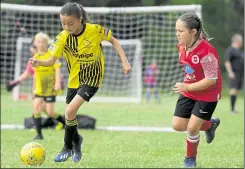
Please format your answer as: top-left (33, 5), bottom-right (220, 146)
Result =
top-left (191, 55), bottom-right (199, 64)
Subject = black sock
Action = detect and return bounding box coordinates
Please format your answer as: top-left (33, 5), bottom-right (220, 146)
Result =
top-left (55, 114), bottom-right (65, 125)
top-left (230, 95), bottom-right (236, 111)
top-left (73, 128), bottom-right (80, 143)
top-left (64, 118), bottom-right (78, 149)
top-left (33, 115), bottom-right (42, 135)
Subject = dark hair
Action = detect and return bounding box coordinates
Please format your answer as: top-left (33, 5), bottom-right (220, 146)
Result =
top-left (178, 13), bottom-right (210, 42)
top-left (60, 2), bottom-right (89, 24)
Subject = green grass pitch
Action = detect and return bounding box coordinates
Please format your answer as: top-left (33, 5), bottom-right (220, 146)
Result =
top-left (1, 91), bottom-right (244, 168)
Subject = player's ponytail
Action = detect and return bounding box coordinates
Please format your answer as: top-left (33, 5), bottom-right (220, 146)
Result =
top-left (60, 2), bottom-right (89, 24)
top-left (196, 17), bottom-right (213, 41)
top-left (77, 4), bottom-right (90, 24)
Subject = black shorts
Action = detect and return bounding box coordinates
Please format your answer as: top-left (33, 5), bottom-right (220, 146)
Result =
top-left (34, 95), bottom-right (56, 103)
top-left (229, 73), bottom-right (244, 90)
top-left (174, 95), bottom-right (218, 120)
top-left (66, 85), bottom-right (99, 104)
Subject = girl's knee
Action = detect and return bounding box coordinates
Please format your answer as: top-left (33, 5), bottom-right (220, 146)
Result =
top-left (187, 125), bottom-right (200, 135)
top-left (172, 121), bottom-right (186, 131)
top-left (65, 106), bottom-right (77, 119)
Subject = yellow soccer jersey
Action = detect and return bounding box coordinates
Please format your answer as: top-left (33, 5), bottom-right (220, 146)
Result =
top-left (48, 23), bottom-right (112, 88)
top-left (34, 50), bottom-right (61, 96)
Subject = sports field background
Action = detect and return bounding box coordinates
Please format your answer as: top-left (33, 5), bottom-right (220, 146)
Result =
top-left (1, 89), bottom-right (244, 168)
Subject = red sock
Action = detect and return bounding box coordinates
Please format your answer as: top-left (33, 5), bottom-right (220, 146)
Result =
top-left (186, 134), bottom-right (200, 158)
top-left (200, 120), bottom-right (212, 131)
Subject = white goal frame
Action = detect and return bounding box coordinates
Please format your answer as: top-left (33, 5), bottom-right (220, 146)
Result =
top-left (2, 3), bottom-right (202, 104)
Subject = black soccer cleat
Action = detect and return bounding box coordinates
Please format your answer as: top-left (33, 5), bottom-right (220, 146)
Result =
top-left (205, 118), bottom-right (220, 144)
top-left (72, 135), bottom-right (83, 163)
top-left (183, 157), bottom-right (196, 168)
top-left (54, 147), bottom-right (72, 162)
top-left (32, 134), bottom-right (44, 140)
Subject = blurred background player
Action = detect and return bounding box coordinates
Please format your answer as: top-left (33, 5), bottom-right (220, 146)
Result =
top-left (173, 13), bottom-right (222, 168)
top-left (6, 42), bottom-right (37, 92)
top-left (224, 34), bottom-right (244, 114)
top-left (6, 38), bottom-right (65, 131)
top-left (144, 60), bottom-right (160, 103)
top-left (30, 32), bottom-right (66, 140)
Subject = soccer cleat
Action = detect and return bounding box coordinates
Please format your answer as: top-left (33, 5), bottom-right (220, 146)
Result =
top-left (32, 134), bottom-right (44, 140)
top-left (54, 147), bottom-right (72, 162)
top-left (205, 118), bottom-right (220, 144)
top-left (72, 135), bottom-right (83, 162)
top-left (183, 157), bottom-right (196, 168)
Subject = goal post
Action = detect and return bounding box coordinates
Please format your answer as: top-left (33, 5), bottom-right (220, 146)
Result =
top-left (1, 3), bottom-right (202, 103)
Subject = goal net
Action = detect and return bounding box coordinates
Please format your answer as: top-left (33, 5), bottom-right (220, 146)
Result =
top-left (1, 3), bottom-right (202, 103)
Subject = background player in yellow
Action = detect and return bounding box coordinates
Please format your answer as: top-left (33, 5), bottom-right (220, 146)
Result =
top-left (30, 2), bottom-right (131, 163)
top-left (6, 38), bottom-right (65, 131)
top-left (31, 32), bottom-right (65, 140)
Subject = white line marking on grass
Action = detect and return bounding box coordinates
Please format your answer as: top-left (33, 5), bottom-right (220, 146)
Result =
top-left (1, 124), bottom-right (25, 129)
top-left (1, 124), bottom-right (177, 133)
top-left (96, 126), bottom-right (177, 132)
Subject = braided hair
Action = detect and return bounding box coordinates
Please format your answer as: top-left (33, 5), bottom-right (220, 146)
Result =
top-left (178, 13), bottom-right (211, 48)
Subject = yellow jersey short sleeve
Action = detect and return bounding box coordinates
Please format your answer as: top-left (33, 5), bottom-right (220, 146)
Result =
top-left (48, 30), bottom-right (69, 59)
top-left (95, 24), bottom-right (112, 41)
top-left (54, 60), bottom-right (62, 69)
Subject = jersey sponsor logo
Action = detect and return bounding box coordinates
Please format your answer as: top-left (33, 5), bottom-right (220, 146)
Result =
top-left (74, 53), bottom-right (94, 59)
top-left (191, 55), bottom-right (200, 64)
top-left (184, 64), bottom-right (196, 81)
top-left (184, 64), bottom-right (194, 74)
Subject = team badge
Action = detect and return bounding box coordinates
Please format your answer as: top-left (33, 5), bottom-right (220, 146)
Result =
top-left (191, 55), bottom-right (199, 64)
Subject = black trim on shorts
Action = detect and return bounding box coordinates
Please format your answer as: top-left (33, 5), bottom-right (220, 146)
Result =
top-left (66, 85), bottom-right (99, 104)
top-left (174, 94), bottom-right (218, 121)
top-left (34, 95), bottom-right (56, 103)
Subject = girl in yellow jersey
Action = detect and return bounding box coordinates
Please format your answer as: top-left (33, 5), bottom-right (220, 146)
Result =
top-left (31, 32), bottom-right (65, 140)
top-left (30, 2), bottom-right (131, 163)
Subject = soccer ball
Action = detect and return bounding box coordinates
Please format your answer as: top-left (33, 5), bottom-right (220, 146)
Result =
top-left (20, 142), bottom-right (45, 166)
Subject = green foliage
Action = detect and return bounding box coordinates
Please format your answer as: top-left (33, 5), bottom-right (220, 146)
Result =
top-left (201, 0), bottom-right (244, 71)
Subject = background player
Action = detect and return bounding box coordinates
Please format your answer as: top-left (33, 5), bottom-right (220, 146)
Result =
top-left (144, 60), bottom-right (160, 103)
top-left (173, 13), bottom-right (222, 168)
top-left (6, 42), bottom-right (37, 92)
top-left (31, 32), bottom-right (65, 140)
top-left (224, 34), bottom-right (244, 114)
top-left (29, 2), bottom-right (131, 163)
top-left (6, 39), bottom-right (65, 131)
